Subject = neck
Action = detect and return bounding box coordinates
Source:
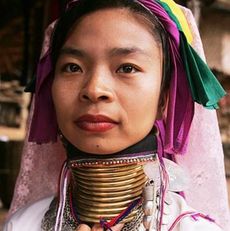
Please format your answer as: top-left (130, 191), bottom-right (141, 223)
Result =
top-left (63, 132), bottom-right (157, 226)
top-left (64, 131), bottom-right (157, 162)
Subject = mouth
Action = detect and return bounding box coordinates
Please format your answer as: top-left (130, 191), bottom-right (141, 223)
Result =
top-left (75, 114), bottom-right (118, 132)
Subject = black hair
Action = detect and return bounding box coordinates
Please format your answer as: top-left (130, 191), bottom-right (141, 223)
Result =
top-left (51, 0), bottom-right (171, 103)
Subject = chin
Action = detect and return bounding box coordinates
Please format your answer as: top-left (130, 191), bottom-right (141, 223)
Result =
top-left (83, 144), bottom-right (120, 155)
top-left (73, 140), bottom-right (125, 155)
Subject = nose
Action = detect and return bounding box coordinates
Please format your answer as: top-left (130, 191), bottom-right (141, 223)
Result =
top-left (79, 71), bottom-right (114, 103)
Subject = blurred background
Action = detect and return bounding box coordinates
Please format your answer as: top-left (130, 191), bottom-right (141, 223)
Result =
top-left (0, 0), bottom-right (229, 229)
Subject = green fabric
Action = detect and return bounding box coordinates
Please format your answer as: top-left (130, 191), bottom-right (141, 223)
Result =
top-left (158, 0), bottom-right (226, 109)
top-left (157, 0), bottom-right (183, 31)
top-left (179, 32), bottom-right (226, 109)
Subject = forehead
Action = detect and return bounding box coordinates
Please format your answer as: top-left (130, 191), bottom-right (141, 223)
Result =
top-left (63, 8), bottom-right (161, 55)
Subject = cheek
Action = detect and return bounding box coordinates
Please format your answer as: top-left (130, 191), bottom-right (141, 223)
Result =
top-left (131, 78), bottom-right (161, 113)
top-left (51, 79), bottom-right (78, 121)
top-left (135, 88), bottom-right (160, 121)
top-left (119, 76), bottom-right (161, 130)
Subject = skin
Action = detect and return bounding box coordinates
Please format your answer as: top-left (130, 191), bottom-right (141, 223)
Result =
top-left (52, 8), bottom-right (163, 154)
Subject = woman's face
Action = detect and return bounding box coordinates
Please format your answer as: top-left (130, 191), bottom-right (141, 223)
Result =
top-left (52, 8), bottom-right (163, 154)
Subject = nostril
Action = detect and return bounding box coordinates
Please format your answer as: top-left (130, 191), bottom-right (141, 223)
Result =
top-left (99, 95), bottom-right (108, 100)
top-left (81, 94), bottom-right (108, 101)
top-left (82, 95), bottom-right (89, 100)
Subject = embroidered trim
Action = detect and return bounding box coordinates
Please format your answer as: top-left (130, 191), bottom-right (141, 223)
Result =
top-left (69, 153), bottom-right (156, 168)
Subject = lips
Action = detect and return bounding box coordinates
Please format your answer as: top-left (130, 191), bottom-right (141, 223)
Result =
top-left (75, 114), bottom-right (118, 132)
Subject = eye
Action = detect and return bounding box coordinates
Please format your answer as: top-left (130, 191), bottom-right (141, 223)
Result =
top-left (62, 63), bottom-right (82, 73)
top-left (117, 64), bottom-right (139, 74)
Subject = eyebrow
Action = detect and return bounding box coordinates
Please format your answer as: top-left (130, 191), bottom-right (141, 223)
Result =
top-left (108, 47), bottom-right (151, 57)
top-left (59, 46), bottom-right (152, 59)
top-left (59, 47), bottom-right (86, 58)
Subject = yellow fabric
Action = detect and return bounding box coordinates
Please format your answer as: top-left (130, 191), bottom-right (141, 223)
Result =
top-left (160, 0), bottom-right (193, 44)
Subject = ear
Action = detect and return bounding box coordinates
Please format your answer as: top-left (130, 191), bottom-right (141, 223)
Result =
top-left (156, 91), bottom-right (168, 120)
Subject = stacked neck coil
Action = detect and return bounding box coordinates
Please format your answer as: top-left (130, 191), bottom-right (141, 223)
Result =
top-left (71, 164), bottom-right (147, 223)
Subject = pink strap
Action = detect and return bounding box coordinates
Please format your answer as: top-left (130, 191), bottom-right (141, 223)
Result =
top-left (168, 211), bottom-right (218, 231)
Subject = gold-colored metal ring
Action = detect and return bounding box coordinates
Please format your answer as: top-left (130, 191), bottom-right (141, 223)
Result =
top-left (77, 210), bottom-right (137, 223)
top-left (74, 164), bottom-right (141, 173)
top-left (76, 174), bottom-right (146, 187)
top-left (76, 189), bottom-right (142, 203)
top-left (75, 174), bottom-right (145, 187)
top-left (76, 196), bottom-right (141, 208)
top-left (72, 169), bottom-right (144, 182)
top-left (76, 177), bottom-right (147, 192)
top-left (76, 203), bottom-right (126, 213)
top-left (76, 184), bottom-right (143, 197)
top-left (76, 177), bottom-right (146, 192)
top-left (72, 165), bottom-right (143, 177)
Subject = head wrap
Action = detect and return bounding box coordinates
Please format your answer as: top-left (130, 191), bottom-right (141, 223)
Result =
top-left (27, 0), bottom-right (225, 156)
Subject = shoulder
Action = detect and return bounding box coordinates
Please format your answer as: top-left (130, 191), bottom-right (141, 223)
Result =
top-left (3, 196), bottom-right (54, 231)
top-left (164, 192), bottom-right (223, 231)
top-left (139, 192), bottom-right (223, 231)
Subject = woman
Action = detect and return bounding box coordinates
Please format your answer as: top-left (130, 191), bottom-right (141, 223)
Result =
top-left (3, 0), bottom-right (228, 230)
